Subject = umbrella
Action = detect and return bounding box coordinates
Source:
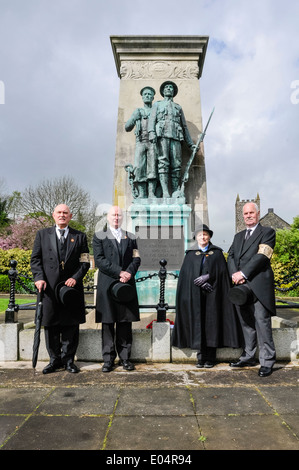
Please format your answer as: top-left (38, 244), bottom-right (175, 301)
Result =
top-left (32, 290), bottom-right (44, 369)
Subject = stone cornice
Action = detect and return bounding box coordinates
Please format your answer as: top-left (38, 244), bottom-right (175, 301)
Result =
top-left (110, 35), bottom-right (209, 79)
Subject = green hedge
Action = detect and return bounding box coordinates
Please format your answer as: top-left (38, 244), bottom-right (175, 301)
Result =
top-left (0, 249), bottom-right (33, 276)
top-left (0, 274), bottom-right (35, 294)
top-left (0, 274), bottom-right (10, 292)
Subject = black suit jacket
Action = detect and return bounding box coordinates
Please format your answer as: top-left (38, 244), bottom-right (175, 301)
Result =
top-left (93, 227), bottom-right (141, 323)
top-left (227, 224), bottom-right (276, 315)
top-left (31, 226), bottom-right (90, 326)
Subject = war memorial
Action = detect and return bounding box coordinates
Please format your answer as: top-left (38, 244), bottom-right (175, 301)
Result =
top-left (111, 35), bottom-right (211, 309)
top-left (0, 35), bottom-right (298, 367)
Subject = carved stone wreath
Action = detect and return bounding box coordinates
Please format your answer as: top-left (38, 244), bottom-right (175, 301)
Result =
top-left (120, 61), bottom-right (199, 80)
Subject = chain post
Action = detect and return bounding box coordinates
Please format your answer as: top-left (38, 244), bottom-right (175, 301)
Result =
top-left (156, 259), bottom-right (168, 322)
top-left (5, 260), bottom-right (19, 323)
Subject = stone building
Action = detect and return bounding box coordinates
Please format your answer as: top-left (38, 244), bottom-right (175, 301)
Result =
top-left (260, 208), bottom-right (291, 231)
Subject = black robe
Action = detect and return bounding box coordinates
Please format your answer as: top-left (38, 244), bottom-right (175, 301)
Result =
top-left (93, 228), bottom-right (140, 323)
top-left (30, 226), bottom-right (90, 327)
top-left (172, 242), bottom-right (243, 350)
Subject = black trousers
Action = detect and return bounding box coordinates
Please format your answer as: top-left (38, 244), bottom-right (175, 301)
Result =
top-left (102, 322), bottom-right (132, 363)
top-left (44, 324), bottom-right (79, 365)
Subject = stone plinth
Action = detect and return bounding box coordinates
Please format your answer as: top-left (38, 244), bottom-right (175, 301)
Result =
top-left (0, 323), bottom-right (23, 361)
top-left (13, 324), bottom-right (299, 364)
top-left (128, 201), bottom-right (192, 308)
top-left (110, 35), bottom-right (210, 231)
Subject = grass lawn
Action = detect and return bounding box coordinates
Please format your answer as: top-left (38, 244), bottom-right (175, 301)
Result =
top-left (0, 298), bottom-right (33, 315)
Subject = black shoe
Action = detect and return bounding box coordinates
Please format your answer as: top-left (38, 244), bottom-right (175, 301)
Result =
top-left (230, 360), bottom-right (256, 368)
top-left (196, 362), bottom-right (204, 368)
top-left (42, 362), bottom-right (62, 374)
top-left (119, 359), bottom-right (135, 371)
top-left (102, 361), bottom-right (114, 373)
top-left (204, 361), bottom-right (215, 368)
top-left (258, 366), bottom-right (273, 377)
top-left (65, 362), bottom-right (80, 373)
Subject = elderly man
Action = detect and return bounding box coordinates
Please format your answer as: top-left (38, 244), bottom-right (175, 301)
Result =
top-left (93, 206), bottom-right (141, 372)
top-left (227, 202), bottom-right (276, 377)
top-left (148, 81), bottom-right (195, 197)
top-left (31, 204), bottom-right (90, 374)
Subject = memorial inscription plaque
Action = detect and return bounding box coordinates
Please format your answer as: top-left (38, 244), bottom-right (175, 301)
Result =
top-left (136, 225), bottom-right (184, 271)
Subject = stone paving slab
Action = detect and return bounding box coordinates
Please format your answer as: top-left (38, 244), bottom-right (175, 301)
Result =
top-left (198, 414), bottom-right (299, 450)
top-left (191, 386), bottom-right (271, 415)
top-left (0, 362), bottom-right (298, 453)
top-left (106, 416), bottom-right (204, 451)
top-left (37, 386), bottom-right (120, 416)
top-left (114, 387), bottom-right (194, 416)
top-left (2, 415), bottom-right (110, 450)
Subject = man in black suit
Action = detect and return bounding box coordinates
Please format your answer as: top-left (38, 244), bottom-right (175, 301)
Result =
top-left (93, 206), bottom-right (141, 372)
top-left (31, 204), bottom-right (90, 374)
top-left (227, 202), bottom-right (276, 377)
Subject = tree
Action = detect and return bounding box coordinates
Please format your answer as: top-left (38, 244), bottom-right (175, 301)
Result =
top-left (0, 198), bottom-right (10, 230)
top-left (7, 191), bottom-right (22, 221)
top-left (0, 216), bottom-right (49, 250)
top-left (18, 176), bottom-right (100, 250)
top-left (20, 176), bottom-right (93, 225)
top-left (272, 216), bottom-right (299, 294)
top-left (274, 216), bottom-right (299, 271)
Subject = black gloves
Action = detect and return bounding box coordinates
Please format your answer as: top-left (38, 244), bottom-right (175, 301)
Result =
top-left (194, 274), bottom-right (213, 292)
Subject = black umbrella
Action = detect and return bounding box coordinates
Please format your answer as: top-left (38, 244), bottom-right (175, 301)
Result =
top-left (32, 289), bottom-right (44, 369)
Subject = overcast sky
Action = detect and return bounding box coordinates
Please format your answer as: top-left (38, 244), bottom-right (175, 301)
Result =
top-left (0, 0), bottom-right (298, 250)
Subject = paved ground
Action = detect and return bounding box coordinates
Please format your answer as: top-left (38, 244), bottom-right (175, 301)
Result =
top-left (1, 295), bottom-right (299, 456)
top-left (0, 360), bottom-right (298, 454)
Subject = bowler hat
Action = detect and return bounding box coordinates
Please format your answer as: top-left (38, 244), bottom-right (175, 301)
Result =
top-left (228, 284), bottom-right (256, 306)
top-left (109, 280), bottom-right (135, 303)
top-left (160, 81), bottom-right (178, 97)
top-left (55, 282), bottom-right (81, 308)
top-left (193, 224), bottom-right (213, 239)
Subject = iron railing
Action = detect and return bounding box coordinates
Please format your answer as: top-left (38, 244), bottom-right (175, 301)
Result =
top-left (3, 259), bottom-right (299, 324)
top-left (3, 259), bottom-right (176, 323)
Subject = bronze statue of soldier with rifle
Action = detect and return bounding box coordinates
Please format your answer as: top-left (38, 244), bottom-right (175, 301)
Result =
top-left (148, 81), bottom-right (196, 198)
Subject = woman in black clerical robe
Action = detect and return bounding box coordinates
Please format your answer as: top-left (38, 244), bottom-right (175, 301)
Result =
top-left (172, 225), bottom-right (242, 367)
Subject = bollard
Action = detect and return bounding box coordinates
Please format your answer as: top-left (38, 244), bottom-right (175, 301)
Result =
top-left (156, 259), bottom-right (169, 322)
top-left (5, 260), bottom-right (19, 323)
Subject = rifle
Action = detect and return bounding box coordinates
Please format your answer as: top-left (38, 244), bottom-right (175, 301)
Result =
top-left (173, 107), bottom-right (215, 198)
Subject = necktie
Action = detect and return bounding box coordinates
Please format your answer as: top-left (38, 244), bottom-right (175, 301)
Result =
top-left (115, 229), bottom-right (122, 243)
top-left (59, 229), bottom-right (65, 245)
top-left (245, 229), bottom-right (252, 240)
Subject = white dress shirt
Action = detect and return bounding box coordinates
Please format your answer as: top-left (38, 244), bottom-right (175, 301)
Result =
top-left (109, 226), bottom-right (122, 243)
top-left (55, 225), bottom-right (69, 241)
